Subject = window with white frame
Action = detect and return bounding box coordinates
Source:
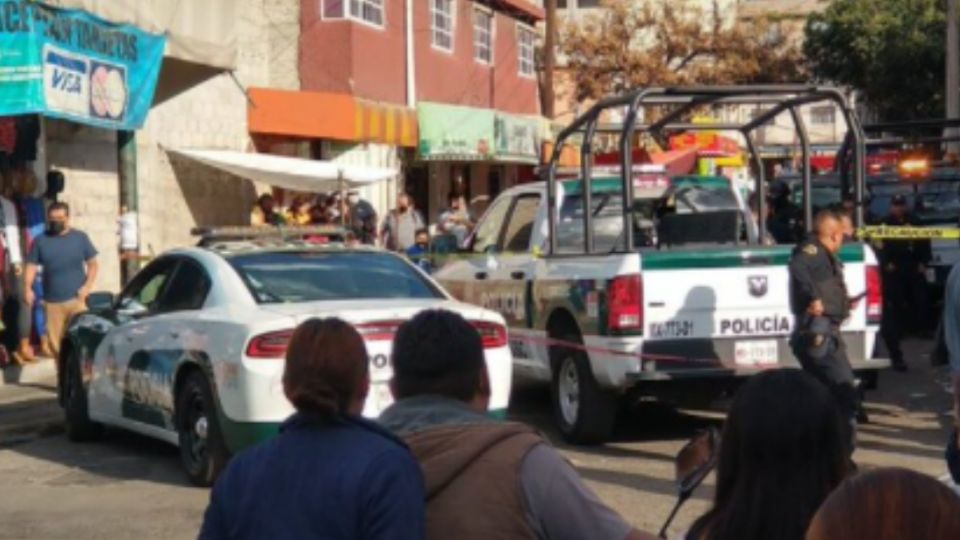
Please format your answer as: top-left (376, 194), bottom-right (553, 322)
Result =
top-left (324, 0), bottom-right (384, 27)
top-left (351, 0), bottom-right (384, 26)
top-left (474, 8), bottom-right (493, 64)
top-left (518, 25), bottom-right (535, 77)
top-left (432, 0), bottom-right (455, 51)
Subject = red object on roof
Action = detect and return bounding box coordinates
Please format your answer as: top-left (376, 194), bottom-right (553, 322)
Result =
top-left (649, 148), bottom-right (698, 175)
top-left (669, 132), bottom-right (741, 157)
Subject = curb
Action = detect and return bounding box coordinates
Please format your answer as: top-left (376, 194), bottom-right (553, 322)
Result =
top-left (1, 358), bottom-right (57, 388)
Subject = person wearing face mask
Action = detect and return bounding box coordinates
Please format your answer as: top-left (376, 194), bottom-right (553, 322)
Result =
top-left (23, 202), bottom-right (98, 364)
top-left (381, 193), bottom-right (424, 252)
top-left (405, 229), bottom-right (433, 274)
top-left (789, 209), bottom-right (864, 452)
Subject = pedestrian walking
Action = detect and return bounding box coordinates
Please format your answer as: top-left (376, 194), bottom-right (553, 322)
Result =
top-left (788, 209), bottom-right (862, 451)
top-left (199, 318), bottom-right (425, 540)
top-left (378, 309), bottom-right (654, 540)
top-left (766, 180), bottom-right (802, 244)
top-left (876, 194), bottom-right (932, 369)
top-left (347, 190), bottom-right (378, 245)
top-left (23, 202), bottom-right (98, 363)
top-left (380, 193), bottom-right (424, 252)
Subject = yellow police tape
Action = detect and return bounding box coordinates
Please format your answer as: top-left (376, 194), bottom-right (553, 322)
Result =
top-left (857, 226), bottom-right (960, 240)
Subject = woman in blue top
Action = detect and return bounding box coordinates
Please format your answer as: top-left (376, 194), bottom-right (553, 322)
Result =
top-left (199, 318), bottom-right (425, 540)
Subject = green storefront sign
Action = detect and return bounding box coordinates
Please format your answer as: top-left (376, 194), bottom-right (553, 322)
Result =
top-left (494, 113), bottom-right (540, 164)
top-left (417, 102), bottom-right (495, 160)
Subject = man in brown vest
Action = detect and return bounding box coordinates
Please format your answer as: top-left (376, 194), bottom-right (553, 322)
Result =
top-left (379, 309), bottom-right (654, 540)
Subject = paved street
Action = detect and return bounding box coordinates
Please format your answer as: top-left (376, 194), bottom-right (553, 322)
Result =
top-left (0, 339), bottom-right (955, 539)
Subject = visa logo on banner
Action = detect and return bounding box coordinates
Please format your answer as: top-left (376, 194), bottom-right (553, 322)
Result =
top-left (43, 45), bottom-right (89, 118)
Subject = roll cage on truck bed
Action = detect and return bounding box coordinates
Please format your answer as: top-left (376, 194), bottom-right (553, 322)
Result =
top-left (543, 85), bottom-right (870, 250)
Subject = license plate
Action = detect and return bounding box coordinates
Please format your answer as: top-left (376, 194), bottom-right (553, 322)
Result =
top-left (925, 268), bottom-right (936, 284)
top-left (734, 340), bottom-right (778, 367)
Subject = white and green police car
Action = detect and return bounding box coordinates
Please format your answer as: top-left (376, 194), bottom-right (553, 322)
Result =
top-left (435, 175), bottom-right (886, 444)
top-left (60, 237), bottom-right (511, 486)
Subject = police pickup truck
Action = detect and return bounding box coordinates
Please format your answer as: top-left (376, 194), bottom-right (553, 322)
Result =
top-left (435, 174), bottom-right (884, 443)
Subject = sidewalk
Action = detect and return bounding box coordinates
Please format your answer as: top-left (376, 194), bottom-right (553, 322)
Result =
top-left (0, 359), bottom-right (61, 446)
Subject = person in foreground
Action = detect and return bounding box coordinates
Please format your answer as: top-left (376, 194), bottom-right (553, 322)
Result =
top-left (805, 467), bottom-right (960, 540)
top-left (378, 309), bottom-right (654, 540)
top-left (198, 318), bottom-right (425, 540)
top-left (688, 369), bottom-right (850, 540)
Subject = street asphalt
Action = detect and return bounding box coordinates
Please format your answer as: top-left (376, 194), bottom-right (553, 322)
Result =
top-left (0, 339), bottom-right (955, 539)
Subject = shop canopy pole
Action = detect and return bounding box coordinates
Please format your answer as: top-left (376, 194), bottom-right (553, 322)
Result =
top-left (118, 130), bottom-right (139, 285)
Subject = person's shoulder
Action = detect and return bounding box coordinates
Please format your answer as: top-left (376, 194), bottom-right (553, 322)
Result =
top-left (792, 238), bottom-right (820, 257)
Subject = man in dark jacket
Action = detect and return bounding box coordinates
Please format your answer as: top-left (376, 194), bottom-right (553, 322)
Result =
top-left (378, 309), bottom-right (654, 540)
top-left (789, 209), bottom-right (861, 448)
top-left (876, 194), bottom-right (932, 369)
top-left (199, 318), bottom-right (424, 540)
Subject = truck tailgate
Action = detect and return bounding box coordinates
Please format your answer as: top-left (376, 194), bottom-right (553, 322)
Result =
top-left (640, 245), bottom-right (870, 369)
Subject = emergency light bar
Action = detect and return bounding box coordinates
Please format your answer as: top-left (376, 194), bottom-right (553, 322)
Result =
top-left (191, 225), bottom-right (350, 247)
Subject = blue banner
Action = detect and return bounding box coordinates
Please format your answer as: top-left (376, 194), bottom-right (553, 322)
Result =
top-left (0, 0), bottom-right (166, 130)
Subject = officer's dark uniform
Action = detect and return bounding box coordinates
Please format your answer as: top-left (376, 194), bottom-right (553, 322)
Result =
top-left (766, 181), bottom-right (803, 244)
top-left (875, 202), bottom-right (932, 369)
top-left (789, 237), bottom-right (858, 447)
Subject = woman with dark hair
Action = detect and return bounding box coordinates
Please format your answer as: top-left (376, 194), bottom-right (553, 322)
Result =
top-left (199, 318), bottom-right (425, 540)
top-left (806, 467), bottom-right (960, 540)
top-left (688, 369), bottom-right (850, 540)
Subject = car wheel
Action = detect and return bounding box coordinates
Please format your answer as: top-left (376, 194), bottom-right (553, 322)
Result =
top-left (176, 371), bottom-right (229, 487)
top-left (550, 335), bottom-right (617, 444)
top-left (64, 350), bottom-right (104, 442)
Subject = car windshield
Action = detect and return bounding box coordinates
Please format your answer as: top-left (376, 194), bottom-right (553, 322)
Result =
top-left (915, 177), bottom-right (960, 224)
top-left (229, 251), bottom-right (444, 304)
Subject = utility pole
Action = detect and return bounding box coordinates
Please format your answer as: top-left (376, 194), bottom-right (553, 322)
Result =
top-left (947, 0), bottom-right (959, 155)
top-left (542, 0), bottom-right (557, 119)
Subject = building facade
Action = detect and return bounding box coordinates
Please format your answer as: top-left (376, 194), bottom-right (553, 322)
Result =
top-left (250, 0), bottom-right (545, 225)
top-left (45, 0), bottom-right (299, 291)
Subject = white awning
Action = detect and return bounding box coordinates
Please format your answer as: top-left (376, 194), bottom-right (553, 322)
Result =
top-left (170, 149), bottom-right (399, 192)
top-left (46, 0), bottom-right (238, 103)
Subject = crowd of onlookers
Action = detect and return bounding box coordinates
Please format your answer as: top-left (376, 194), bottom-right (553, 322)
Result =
top-left (197, 307), bottom-right (960, 540)
top-left (249, 190), bottom-right (475, 271)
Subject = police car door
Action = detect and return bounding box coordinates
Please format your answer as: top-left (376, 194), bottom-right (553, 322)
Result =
top-left (90, 256), bottom-right (179, 425)
top-left (434, 195), bottom-right (513, 306)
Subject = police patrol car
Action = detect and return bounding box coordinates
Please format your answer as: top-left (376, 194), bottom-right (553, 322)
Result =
top-left (435, 175), bottom-right (885, 444)
top-left (59, 227), bottom-right (511, 486)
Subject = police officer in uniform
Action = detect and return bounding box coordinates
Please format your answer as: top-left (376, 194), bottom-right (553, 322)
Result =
top-left (789, 209), bottom-right (862, 450)
top-left (766, 179), bottom-right (803, 244)
top-left (876, 194), bottom-right (932, 371)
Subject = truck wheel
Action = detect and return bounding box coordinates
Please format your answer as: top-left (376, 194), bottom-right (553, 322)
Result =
top-left (63, 350), bottom-right (104, 442)
top-left (176, 371), bottom-right (230, 487)
top-left (551, 335), bottom-right (617, 444)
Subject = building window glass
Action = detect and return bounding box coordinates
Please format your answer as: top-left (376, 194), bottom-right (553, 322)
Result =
top-left (518, 25), bottom-right (535, 78)
top-left (325, 0), bottom-right (384, 27)
top-left (432, 0), bottom-right (455, 51)
top-left (474, 8), bottom-right (493, 64)
top-left (810, 105), bottom-right (836, 125)
top-left (350, 0), bottom-right (384, 26)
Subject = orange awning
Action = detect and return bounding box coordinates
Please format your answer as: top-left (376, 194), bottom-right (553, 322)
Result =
top-left (248, 88), bottom-right (418, 147)
top-left (649, 148), bottom-right (698, 175)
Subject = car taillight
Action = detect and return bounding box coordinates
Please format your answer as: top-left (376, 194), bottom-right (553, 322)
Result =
top-left (472, 321), bottom-right (508, 349)
top-left (866, 264), bottom-right (882, 324)
top-left (356, 321), bottom-right (403, 341)
top-left (607, 274), bottom-right (643, 333)
top-left (246, 329), bottom-right (294, 359)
